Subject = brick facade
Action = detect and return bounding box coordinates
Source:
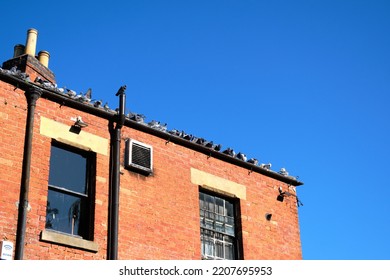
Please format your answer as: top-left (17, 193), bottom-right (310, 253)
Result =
top-left (0, 35), bottom-right (303, 260)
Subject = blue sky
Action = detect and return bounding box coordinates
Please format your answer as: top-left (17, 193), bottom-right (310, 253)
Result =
top-left (1, 0), bottom-right (389, 260)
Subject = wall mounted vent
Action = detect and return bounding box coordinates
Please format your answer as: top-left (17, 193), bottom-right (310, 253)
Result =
top-left (125, 139), bottom-right (153, 175)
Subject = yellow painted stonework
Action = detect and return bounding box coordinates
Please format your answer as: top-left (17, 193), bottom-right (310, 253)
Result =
top-left (40, 116), bottom-right (108, 155)
top-left (190, 168), bottom-right (246, 200)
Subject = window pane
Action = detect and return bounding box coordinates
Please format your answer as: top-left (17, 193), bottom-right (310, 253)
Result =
top-left (46, 189), bottom-right (88, 237)
top-left (215, 236), bottom-right (224, 259)
top-left (48, 145), bottom-right (87, 194)
top-left (215, 221), bottom-right (224, 233)
top-left (225, 201), bottom-right (234, 217)
top-left (201, 229), bottom-right (214, 259)
top-left (204, 193), bottom-right (215, 213)
top-left (225, 224), bottom-right (235, 236)
top-left (215, 197), bottom-right (224, 215)
top-left (224, 238), bottom-right (234, 260)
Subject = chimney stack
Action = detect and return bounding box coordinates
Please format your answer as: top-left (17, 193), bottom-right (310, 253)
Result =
top-left (24, 28), bottom-right (38, 57)
top-left (2, 28), bottom-right (55, 84)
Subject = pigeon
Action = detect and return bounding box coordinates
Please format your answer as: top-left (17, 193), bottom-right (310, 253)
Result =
top-left (196, 138), bottom-right (205, 145)
top-left (92, 100), bottom-right (102, 108)
top-left (116, 85), bottom-right (126, 96)
top-left (247, 158), bottom-right (259, 165)
top-left (66, 88), bottom-right (77, 97)
top-left (127, 112), bottom-right (146, 123)
top-left (9, 66), bottom-right (19, 74)
top-left (75, 90), bottom-right (92, 103)
top-left (181, 132), bottom-right (193, 141)
top-left (260, 163), bottom-right (272, 170)
top-left (55, 87), bottom-right (65, 94)
top-left (214, 144), bottom-right (222, 151)
top-left (236, 152), bottom-right (247, 161)
top-left (159, 123), bottom-right (168, 132)
top-left (34, 76), bottom-right (55, 88)
top-left (205, 141), bottom-right (214, 148)
top-left (148, 120), bottom-right (161, 129)
top-left (222, 148), bottom-right (235, 157)
top-left (148, 120), bottom-right (167, 132)
top-left (168, 129), bottom-right (181, 136)
top-left (6, 66), bottom-right (30, 81)
top-left (85, 88), bottom-right (92, 100)
top-left (279, 168), bottom-right (289, 176)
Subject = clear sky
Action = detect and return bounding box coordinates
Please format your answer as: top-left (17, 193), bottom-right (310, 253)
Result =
top-left (1, 0), bottom-right (389, 260)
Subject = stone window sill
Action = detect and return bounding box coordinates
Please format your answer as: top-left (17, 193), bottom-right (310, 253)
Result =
top-left (40, 229), bottom-right (99, 253)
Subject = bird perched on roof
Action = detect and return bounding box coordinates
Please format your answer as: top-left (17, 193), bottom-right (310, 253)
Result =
top-left (205, 141), bottom-right (214, 148)
top-left (279, 168), bottom-right (289, 176)
top-left (205, 142), bottom-right (222, 151)
top-left (55, 87), bottom-right (65, 94)
top-left (66, 89), bottom-right (77, 97)
top-left (168, 129), bottom-right (182, 136)
top-left (6, 66), bottom-right (30, 81)
top-left (159, 123), bottom-right (168, 132)
top-left (148, 120), bottom-right (167, 132)
top-left (35, 76), bottom-right (55, 89)
top-left (260, 163), bottom-right (272, 170)
top-left (222, 148), bottom-right (236, 157)
top-left (148, 120), bottom-right (160, 128)
top-left (181, 131), bottom-right (193, 141)
top-left (247, 158), bottom-right (259, 165)
top-left (214, 144), bottom-right (222, 151)
top-left (116, 85), bottom-right (126, 96)
top-left (85, 88), bottom-right (92, 100)
top-left (190, 137), bottom-right (204, 145)
top-left (75, 89), bottom-right (92, 103)
top-left (236, 152), bottom-right (247, 161)
top-left (9, 66), bottom-right (18, 73)
top-left (127, 112), bottom-right (146, 123)
top-left (195, 138), bottom-right (206, 145)
top-left (92, 100), bottom-right (102, 108)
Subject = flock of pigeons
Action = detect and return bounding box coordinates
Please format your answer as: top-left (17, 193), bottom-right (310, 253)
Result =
top-left (0, 65), bottom-right (295, 178)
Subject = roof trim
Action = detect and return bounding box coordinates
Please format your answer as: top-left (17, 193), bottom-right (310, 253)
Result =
top-left (0, 72), bottom-right (303, 186)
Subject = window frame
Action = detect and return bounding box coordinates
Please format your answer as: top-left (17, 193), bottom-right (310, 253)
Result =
top-left (199, 188), bottom-right (243, 260)
top-left (45, 140), bottom-right (96, 241)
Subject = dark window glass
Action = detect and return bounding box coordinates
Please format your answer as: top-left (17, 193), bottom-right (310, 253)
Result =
top-left (45, 142), bottom-right (95, 240)
top-left (48, 145), bottom-right (87, 194)
top-left (199, 191), bottom-right (239, 260)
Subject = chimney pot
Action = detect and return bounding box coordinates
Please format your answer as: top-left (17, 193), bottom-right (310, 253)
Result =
top-left (24, 28), bottom-right (38, 57)
top-left (13, 44), bottom-right (25, 57)
top-left (38, 50), bottom-right (50, 68)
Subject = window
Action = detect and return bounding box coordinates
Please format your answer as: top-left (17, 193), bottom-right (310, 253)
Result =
top-left (199, 190), bottom-right (241, 260)
top-left (45, 142), bottom-right (95, 240)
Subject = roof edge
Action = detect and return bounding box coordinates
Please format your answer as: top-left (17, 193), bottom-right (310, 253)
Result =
top-left (0, 72), bottom-right (304, 186)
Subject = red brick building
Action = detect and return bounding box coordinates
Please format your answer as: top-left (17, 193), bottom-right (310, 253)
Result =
top-left (0, 29), bottom-right (304, 260)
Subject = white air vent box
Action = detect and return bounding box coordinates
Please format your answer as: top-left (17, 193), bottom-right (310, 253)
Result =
top-left (125, 139), bottom-right (153, 175)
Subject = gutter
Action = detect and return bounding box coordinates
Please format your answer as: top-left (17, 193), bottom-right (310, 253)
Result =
top-left (0, 72), bottom-right (303, 186)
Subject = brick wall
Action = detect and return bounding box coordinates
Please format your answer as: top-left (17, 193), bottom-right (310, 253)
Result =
top-left (0, 59), bottom-right (302, 260)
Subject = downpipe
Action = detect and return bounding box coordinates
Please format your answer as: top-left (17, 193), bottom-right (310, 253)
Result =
top-left (15, 87), bottom-right (42, 260)
top-left (107, 85), bottom-right (126, 260)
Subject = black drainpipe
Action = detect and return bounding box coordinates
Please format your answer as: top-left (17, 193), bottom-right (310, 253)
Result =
top-left (15, 87), bottom-right (42, 260)
top-left (107, 85), bottom-right (126, 260)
